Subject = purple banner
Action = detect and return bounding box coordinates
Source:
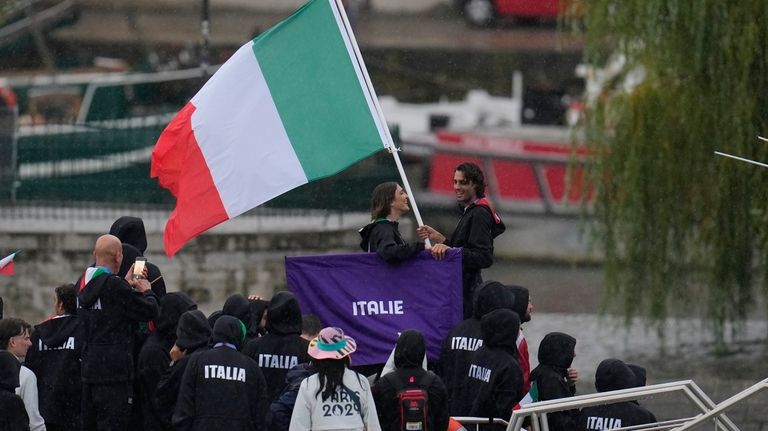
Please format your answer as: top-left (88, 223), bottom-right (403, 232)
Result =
top-left (286, 249), bottom-right (463, 366)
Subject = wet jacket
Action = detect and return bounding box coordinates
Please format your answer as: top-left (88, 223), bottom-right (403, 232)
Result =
top-left (270, 363), bottom-right (315, 431)
top-left (243, 291), bottom-right (310, 403)
top-left (137, 293), bottom-right (196, 431)
top-left (373, 330), bottom-right (449, 431)
top-left (110, 216), bottom-right (166, 298)
top-left (173, 316), bottom-right (268, 431)
top-left (529, 332), bottom-right (577, 430)
top-left (359, 219), bottom-right (424, 263)
top-left (446, 198), bottom-right (506, 317)
top-left (0, 350), bottom-right (29, 431)
top-left (77, 268), bottom-right (159, 383)
top-left (438, 281), bottom-right (515, 414)
top-left (156, 348), bottom-right (208, 430)
top-left (155, 310), bottom-right (212, 430)
top-left (25, 314), bottom-right (83, 429)
top-left (457, 309), bottom-right (522, 428)
top-left (578, 359), bottom-right (656, 430)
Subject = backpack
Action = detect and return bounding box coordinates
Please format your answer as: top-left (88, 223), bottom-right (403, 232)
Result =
top-left (388, 372), bottom-right (436, 431)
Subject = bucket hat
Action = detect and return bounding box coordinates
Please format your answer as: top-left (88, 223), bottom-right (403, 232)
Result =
top-left (308, 327), bottom-right (357, 360)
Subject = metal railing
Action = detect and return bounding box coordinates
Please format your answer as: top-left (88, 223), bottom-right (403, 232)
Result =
top-left (507, 380), bottom-right (736, 431)
top-left (404, 136), bottom-right (588, 217)
top-left (671, 377), bottom-right (768, 430)
top-left (453, 417), bottom-right (509, 431)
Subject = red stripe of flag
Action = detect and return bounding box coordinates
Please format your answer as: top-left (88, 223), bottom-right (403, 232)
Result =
top-left (151, 102), bottom-right (229, 256)
top-left (0, 260), bottom-right (14, 276)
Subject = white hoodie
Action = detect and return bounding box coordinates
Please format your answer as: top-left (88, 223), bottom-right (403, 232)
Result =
top-left (17, 360), bottom-right (47, 431)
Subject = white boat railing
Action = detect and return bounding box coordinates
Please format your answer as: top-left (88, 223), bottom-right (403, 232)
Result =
top-left (454, 380), bottom-right (738, 431)
top-left (670, 377), bottom-right (768, 430)
top-left (508, 380), bottom-right (738, 431)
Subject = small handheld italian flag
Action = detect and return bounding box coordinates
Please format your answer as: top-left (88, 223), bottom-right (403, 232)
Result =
top-left (0, 251), bottom-right (20, 276)
top-left (513, 381), bottom-right (538, 411)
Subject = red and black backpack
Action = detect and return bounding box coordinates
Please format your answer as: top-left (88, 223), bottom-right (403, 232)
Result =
top-left (387, 372), bottom-right (436, 431)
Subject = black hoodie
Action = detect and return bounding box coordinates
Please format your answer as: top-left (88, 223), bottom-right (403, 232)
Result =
top-left (578, 359), bottom-right (657, 430)
top-left (25, 314), bottom-right (83, 429)
top-left (223, 294), bottom-right (253, 330)
top-left (529, 332), bottom-right (577, 431)
top-left (0, 350), bottom-right (29, 431)
top-left (155, 310), bottom-right (212, 430)
top-left (456, 309), bottom-right (522, 427)
top-left (373, 330), bottom-right (449, 431)
top-left (173, 316), bottom-right (268, 431)
top-left (110, 216), bottom-right (166, 298)
top-left (508, 285), bottom-right (531, 392)
top-left (77, 269), bottom-right (159, 382)
top-left (359, 219), bottom-right (424, 263)
top-left (138, 293), bottom-right (197, 431)
top-left (508, 285), bottom-right (530, 323)
top-left (438, 281), bottom-right (515, 415)
top-left (446, 198), bottom-right (506, 318)
top-left (248, 299), bottom-right (269, 338)
top-left (243, 291), bottom-right (309, 403)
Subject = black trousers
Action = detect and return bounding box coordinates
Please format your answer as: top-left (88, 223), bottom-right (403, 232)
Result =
top-left (82, 382), bottom-right (133, 431)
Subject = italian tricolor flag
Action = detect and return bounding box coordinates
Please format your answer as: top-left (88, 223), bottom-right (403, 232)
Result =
top-left (151, 0), bottom-right (389, 256)
top-left (0, 251), bottom-right (19, 276)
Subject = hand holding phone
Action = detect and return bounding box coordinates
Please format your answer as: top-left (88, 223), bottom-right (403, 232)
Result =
top-left (133, 257), bottom-right (147, 280)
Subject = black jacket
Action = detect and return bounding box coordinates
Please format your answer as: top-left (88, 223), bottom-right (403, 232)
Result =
top-left (373, 330), bottom-right (449, 431)
top-left (0, 351), bottom-right (29, 431)
top-left (529, 332), bottom-right (577, 431)
top-left (243, 291), bottom-right (309, 404)
top-left (578, 359), bottom-right (656, 430)
top-left (77, 269), bottom-right (159, 382)
top-left (269, 363), bottom-right (314, 431)
top-left (359, 219), bottom-right (424, 263)
top-left (155, 347), bottom-right (209, 430)
top-left (438, 281), bottom-right (516, 415)
top-left (24, 314), bottom-right (83, 429)
top-left (446, 199), bottom-right (505, 317)
top-left (110, 216), bottom-right (166, 298)
top-left (173, 316), bottom-right (268, 431)
top-left (137, 293), bottom-right (196, 431)
top-left (457, 309), bottom-right (522, 428)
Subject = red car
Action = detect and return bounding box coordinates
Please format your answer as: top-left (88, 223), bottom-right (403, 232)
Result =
top-left (456, 0), bottom-right (561, 26)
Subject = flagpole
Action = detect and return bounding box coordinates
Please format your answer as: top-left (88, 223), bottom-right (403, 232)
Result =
top-left (331, 0), bottom-right (431, 245)
top-left (714, 151), bottom-right (768, 169)
top-left (200, 0), bottom-right (211, 77)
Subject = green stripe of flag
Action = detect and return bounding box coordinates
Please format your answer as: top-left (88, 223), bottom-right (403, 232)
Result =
top-left (252, 0), bottom-right (384, 180)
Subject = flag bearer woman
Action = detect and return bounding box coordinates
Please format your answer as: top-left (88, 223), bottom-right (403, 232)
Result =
top-left (359, 182), bottom-right (425, 263)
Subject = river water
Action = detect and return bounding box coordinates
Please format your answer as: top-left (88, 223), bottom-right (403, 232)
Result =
top-left (485, 259), bottom-right (768, 429)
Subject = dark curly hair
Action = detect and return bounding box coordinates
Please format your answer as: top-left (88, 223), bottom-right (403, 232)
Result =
top-left (456, 162), bottom-right (486, 197)
top-left (55, 283), bottom-right (77, 315)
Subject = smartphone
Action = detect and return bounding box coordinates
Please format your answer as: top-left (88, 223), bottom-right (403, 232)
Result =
top-left (133, 257), bottom-right (147, 279)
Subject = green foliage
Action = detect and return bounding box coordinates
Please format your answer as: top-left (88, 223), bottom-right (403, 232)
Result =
top-left (577, 0), bottom-right (768, 344)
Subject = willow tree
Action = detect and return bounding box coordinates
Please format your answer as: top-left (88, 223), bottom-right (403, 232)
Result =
top-left (576, 1), bottom-right (768, 344)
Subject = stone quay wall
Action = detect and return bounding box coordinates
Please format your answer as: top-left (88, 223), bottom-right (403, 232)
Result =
top-left (0, 210), bottom-right (372, 321)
